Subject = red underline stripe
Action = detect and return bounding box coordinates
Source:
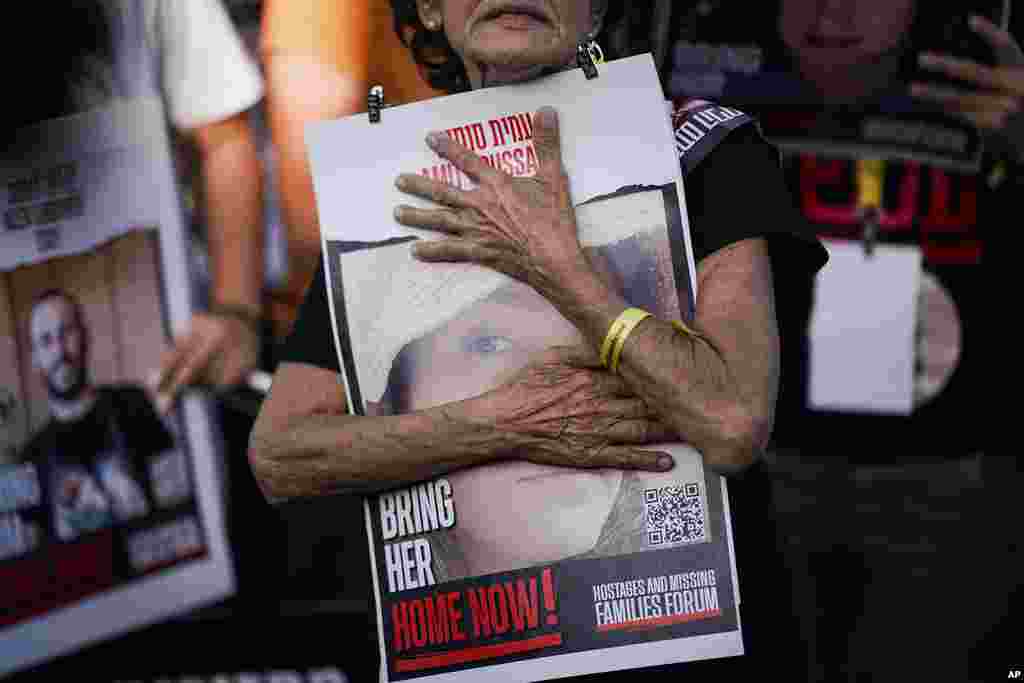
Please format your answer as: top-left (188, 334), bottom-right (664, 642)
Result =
top-left (596, 608), bottom-right (722, 632)
top-left (394, 632), bottom-right (563, 673)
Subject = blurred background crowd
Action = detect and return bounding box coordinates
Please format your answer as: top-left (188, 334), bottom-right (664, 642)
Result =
top-left (1, 1), bottom-right (1014, 681)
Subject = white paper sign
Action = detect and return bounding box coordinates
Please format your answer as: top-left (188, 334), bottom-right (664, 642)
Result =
top-left (809, 238), bottom-right (923, 415)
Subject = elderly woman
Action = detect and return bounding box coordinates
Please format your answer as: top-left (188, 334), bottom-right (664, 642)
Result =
top-left (250, 0), bottom-right (825, 677)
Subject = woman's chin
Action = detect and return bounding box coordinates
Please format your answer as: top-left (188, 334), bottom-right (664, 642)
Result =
top-left (481, 63), bottom-right (547, 85)
top-left (466, 40), bottom-right (571, 85)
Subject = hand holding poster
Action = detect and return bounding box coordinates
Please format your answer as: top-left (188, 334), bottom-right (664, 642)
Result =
top-left (667, 0), bottom-right (1012, 171)
top-left (0, 98), bottom-right (234, 677)
top-left (306, 55), bottom-right (742, 682)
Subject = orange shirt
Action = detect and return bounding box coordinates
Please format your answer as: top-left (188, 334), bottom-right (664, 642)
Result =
top-left (261, 0), bottom-right (442, 108)
top-left (260, 0), bottom-right (444, 336)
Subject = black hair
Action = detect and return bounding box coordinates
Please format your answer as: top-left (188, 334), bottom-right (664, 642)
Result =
top-left (388, 0), bottom-right (629, 93)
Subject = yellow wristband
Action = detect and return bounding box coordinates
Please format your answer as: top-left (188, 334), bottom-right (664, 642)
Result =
top-left (600, 307), bottom-right (646, 368)
top-left (604, 308), bottom-right (651, 373)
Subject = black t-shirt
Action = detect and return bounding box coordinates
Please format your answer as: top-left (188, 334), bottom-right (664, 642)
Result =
top-left (276, 119), bottom-right (825, 676)
top-left (774, 150), bottom-right (988, 463)
top-left (21, 385), bottom-right (174, 545)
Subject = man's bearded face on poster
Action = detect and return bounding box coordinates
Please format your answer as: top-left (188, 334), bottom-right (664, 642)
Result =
top-left (30, 293), bottom-right (91, 402)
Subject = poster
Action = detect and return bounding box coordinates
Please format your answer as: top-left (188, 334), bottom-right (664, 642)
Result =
top-left (307, 55), bottom-right (743, 682)
top-left (667, 0), bottom-right (1011, 172)
top-left (0, 98), bottom-right (234, 676)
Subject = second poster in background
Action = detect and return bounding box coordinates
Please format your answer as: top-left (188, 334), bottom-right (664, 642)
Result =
top-left (0, 98), bottom-right (234, 677)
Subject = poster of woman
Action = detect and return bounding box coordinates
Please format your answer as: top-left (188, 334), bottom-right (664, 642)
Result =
top-left (308, 55), bottom-right (742, 682)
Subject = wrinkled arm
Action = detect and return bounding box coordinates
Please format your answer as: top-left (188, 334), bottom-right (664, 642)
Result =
top-left (248, 353), bottom-right (676, 502)
top-left (614, 238), bottom-right (778, 472)
top-left (541, 238), bottom-right (778, 473)
top-left (247, 362), bottom-right (502, 501)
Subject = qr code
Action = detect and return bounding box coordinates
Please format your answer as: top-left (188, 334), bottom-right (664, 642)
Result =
top-left (644, 483), bottom-right (706, 547)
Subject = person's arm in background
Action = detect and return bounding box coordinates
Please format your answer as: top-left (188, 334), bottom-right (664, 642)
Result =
top-left (158, 113), bottom-right (264, 401)
top-left (261, 0), bottom-right (370, 332)
top-left (151, 0), bottom-right (266, 406)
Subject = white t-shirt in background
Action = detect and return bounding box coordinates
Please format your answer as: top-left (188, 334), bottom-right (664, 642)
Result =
top-left (102, 0), bottom-right (264, 131)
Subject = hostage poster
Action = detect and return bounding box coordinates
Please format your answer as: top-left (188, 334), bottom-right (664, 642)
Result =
top-left (666, 0), bottom-right (1011, 172)
top-left (306, 55), bottom-right (743, 681)
top-left (0, 99), bottom-right (234, 675)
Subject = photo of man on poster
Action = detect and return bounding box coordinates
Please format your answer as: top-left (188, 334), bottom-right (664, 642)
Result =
top-left (19, 289), bottom-right (175, 543)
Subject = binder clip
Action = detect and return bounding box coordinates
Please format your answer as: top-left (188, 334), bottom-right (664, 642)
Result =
top-left (368, 85), bottom-right (384, 124)
top-left (855, 158), bottom-right (885, 258)
top-left (577, 40), bottom-right (604, 80)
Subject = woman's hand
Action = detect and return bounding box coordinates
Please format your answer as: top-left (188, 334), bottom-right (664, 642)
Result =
top-left (394, 107), bottom-right (589, 301)
top-left (911, 15), bottom-right (1024, 154)
top-left (467, 345), bottom-right (677, 472)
